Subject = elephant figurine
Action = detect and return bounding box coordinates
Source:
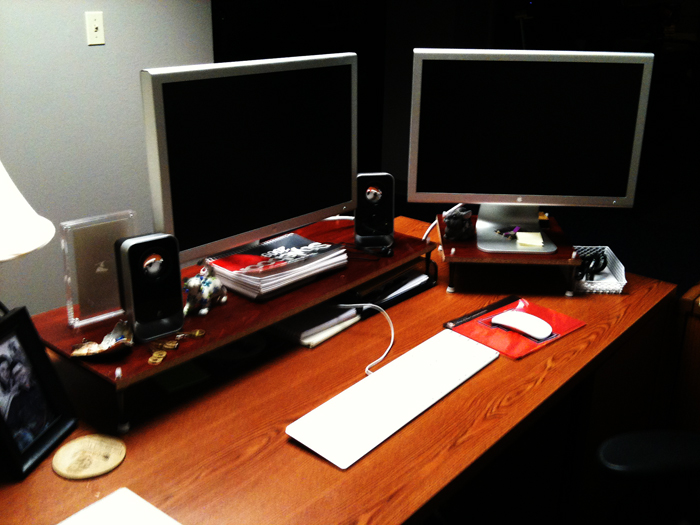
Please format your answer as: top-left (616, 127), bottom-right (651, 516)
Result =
top-left (183, 262), bottom-right (228, 316)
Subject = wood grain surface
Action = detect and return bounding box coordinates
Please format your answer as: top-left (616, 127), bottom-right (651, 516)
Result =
top-left (0, 217), bottom-right (677, 525)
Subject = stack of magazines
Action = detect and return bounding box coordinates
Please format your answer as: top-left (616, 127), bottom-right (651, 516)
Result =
top-left (208, 233), bottom-right (347, 300)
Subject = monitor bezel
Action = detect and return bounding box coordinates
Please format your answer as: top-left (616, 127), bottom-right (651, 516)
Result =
top-left (141, 52), bottom-right (358, 264)
top-left (407, 48), bottom-right (654, 209)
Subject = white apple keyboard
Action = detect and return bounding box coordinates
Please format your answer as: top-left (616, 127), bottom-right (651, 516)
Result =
top-left (286, 329), bottom-right (499, 469)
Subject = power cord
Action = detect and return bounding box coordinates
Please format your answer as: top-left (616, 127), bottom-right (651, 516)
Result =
top-left (337, 302), bottom-right (394, 375)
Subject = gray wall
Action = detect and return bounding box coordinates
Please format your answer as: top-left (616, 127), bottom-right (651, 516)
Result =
top-left (0, 1), bottom-right (213, 315)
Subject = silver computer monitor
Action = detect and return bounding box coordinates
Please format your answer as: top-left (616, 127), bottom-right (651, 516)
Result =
top-left (408, 48), bottom-right (653, 253)
top-left (141, 52), bottom-right (358, 263)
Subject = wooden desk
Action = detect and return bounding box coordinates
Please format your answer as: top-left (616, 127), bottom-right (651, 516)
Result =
top-left (0, 217), bottom-right (677, 525)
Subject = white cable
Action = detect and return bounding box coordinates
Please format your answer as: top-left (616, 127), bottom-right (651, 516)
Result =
top-left (442, 202), bottom-right (465, 218)
top-left (422, 220), bottom-right (437, 241)
top-left (324, 215), bottom-right (355, 221)
top-left (337, 303), bottom-right (394, 375)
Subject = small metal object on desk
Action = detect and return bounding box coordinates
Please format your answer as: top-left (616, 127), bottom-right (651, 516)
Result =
top-left (149, 329), bottom-right (205, 349)
top-left (175, 329), bottom-right (206, 340)
top-left (147, 329), bottom-right (204, 364)
top-left (148, 351), bottom-right (167, 366)
top-left (150, 340), bottom-right (179, 351)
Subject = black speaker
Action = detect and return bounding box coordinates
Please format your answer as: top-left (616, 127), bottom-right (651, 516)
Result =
top-left (355, 172), bottom-right (394, 248)
top-left (115, 233), bottom-right (184, 342)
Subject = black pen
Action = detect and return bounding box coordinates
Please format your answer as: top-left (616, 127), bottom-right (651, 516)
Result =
top-left (444, 295), bottom-right (520, 329)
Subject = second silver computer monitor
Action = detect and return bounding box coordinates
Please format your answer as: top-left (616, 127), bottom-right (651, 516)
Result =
top-left (408, 48), bottom-right (653, 253)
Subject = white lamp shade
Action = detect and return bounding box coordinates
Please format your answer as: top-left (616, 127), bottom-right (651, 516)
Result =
top-left (0, 157), bottom-right (56, 262)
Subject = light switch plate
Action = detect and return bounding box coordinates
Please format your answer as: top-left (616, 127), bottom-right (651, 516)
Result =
top-left (85, 11), bottom-right (105, 46)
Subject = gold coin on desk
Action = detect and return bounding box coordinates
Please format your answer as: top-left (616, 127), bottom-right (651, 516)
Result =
top-left (151, 350), bottom-right (168, 359)
top-left (52, 434), bottom-right (126, 480)
top-left (148, 354), bottom-right (165, 365)
top-left (150, 340), bottom-right (178, 351)
top-left (176, 329), bottom-right (206, 340)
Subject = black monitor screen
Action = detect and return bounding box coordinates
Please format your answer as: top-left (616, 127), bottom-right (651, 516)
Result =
top-left (161, 64), bottom-right (353, 253)
top-left (414, 58), bottom-right (646, 201)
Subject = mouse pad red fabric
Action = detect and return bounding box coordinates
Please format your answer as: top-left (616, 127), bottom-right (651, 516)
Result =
top-left (445, 296), bottom-right (585, 359)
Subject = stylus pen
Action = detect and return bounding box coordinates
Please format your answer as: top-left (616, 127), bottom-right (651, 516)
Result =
top-left (444, 295), bottom-right (520, 329)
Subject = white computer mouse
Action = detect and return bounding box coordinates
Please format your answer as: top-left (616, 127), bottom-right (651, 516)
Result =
top-left (490, 310), bottom-right (553, 340)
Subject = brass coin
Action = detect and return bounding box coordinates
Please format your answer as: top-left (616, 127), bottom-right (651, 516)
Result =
top-left (176, 329), bottom-right (206, 340)
top-left (151, 350), bottom-right (167, 359)
top-left (150, 341), bottom-right (178, 351)
top-left (53, 434), bottom-right (126, 480)
top-left (148, 355), bottom-right (164, 365)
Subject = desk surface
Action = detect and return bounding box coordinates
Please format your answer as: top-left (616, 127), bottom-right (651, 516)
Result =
top-left (0, 217), bottom-right (677, 525)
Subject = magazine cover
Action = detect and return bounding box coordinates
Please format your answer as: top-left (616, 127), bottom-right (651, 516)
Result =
top-left (209, 233), bottom-right (346, 277)
top-left (208, 232), bottom-right (347, 300)
top-left (224, 254), bottom-right (348, 299)
top-left (444, 296), bottom-right (585, 359)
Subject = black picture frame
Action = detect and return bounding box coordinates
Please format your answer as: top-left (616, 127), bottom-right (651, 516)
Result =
top-left (0, 305), bottom-right (77, 479)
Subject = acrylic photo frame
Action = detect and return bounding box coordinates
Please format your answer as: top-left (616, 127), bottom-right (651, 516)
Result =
top-left (0, 305), bottom-right (77, 479)
top-left (61, 210), bottom-right (136, 328)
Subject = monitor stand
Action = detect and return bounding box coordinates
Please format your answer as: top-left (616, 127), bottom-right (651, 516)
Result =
top-left (476, 204), bottom-right (557, 254)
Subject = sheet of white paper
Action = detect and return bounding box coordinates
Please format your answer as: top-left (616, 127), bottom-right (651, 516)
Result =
top-left (59, 488), bottom-right (181, 525)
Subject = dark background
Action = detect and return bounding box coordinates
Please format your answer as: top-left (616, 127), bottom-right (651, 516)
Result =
top-left (211, 0), bottom-right (699, 295)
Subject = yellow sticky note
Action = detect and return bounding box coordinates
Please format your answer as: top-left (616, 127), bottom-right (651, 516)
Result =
top-left (517, 232), bottom-right (544, 247)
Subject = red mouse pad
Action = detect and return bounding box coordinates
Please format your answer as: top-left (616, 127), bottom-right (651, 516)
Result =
top-left (445, 296), bottom-right (585, 359)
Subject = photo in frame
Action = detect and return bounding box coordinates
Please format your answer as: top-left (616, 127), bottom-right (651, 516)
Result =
top-left (0, 304), bottom-right (77, 479)
top-left (61, 210), bottom-right (136, 328)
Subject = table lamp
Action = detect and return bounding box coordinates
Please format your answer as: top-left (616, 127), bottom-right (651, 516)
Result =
top-left (0, 158), bottom-right (79, 480)
top-left (0, 156), bottom-right (55, 313)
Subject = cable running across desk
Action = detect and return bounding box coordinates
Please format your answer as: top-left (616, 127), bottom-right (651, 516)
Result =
top-left (337, 303), bottom-right (394, 375)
